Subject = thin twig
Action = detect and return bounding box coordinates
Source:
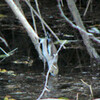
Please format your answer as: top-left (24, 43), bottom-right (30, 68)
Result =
top-left (37, 40), bottom-right (66, 100)
top-left (81, 79), bottom-right (94, 98)
top-left (37, 66), bottom-right (51, 100)
top-left (0, 48), bottom-right (18, 62)
top-left (83, 0), bottom-right (92, 16)
top-left (35, 0), bottom-right (47, 36)
top-left (55, 40), bottom-right (66, 57)
top-left (58, 0), bottom-right (100, 45)
top-left (0, 36), bottom-right (8, 47)
top-left (0, 47), bottom-right (9, 56)
top-left (76, 93), bottom-right (79, 100)
top-left (24, 0), bottom-right (60, 42)
top-left (29, 1), bottom-right (37, 33)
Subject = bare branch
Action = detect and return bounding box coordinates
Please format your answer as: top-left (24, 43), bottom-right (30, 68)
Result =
top-left (34, 0), bottom-right (47, 36)
top-left (24, 0), bottom-right (60, 42)
top-left (5, 0), bottom-right (44, 60)
top-left (28, 1), bottom-right (37, 33)
top-left (83, 0), bottom-right (92, 16)
top-left (58, 0), bottom-right (100, 60)
top-left (0, 36), bottom-right (8, 47)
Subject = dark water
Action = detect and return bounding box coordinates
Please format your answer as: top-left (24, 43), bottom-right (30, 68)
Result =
top-left (0, 65), bottom-right (44, 100)
top-left (0, 64), bottom-right (100, 100)
top-left (0, 0), bottom-right (100, 100)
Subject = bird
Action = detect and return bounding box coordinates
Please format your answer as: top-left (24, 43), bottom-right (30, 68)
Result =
top-left (40, 34), bottom-right (58, 76)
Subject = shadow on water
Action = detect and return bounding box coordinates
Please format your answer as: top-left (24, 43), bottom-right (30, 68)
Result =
top-left (0, 64), bottom-right (100, 100)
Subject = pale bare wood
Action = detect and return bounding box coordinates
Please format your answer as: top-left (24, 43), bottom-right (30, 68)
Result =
top-left (66, 0), bottom-right (100, 60)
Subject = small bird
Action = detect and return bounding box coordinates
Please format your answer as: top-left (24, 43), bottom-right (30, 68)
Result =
top-left (40, 34), bottom-right (58, 76)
